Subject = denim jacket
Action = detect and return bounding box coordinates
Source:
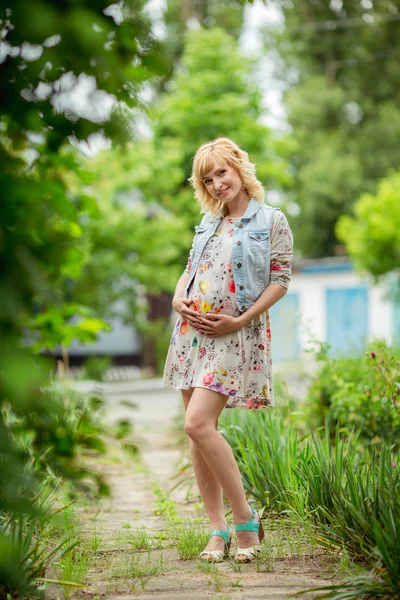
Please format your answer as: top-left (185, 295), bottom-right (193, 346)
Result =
top-left (183, 198), bottom-right (283, 312)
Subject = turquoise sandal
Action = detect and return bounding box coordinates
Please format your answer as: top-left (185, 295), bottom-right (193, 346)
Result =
top-left (199, 523), bottom-right (232, 562)
top-left (234, 504), bottom-right (264, 562)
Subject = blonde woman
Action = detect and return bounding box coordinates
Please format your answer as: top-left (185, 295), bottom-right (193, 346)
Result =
top-left (163, 138), bottom-right (294, 562)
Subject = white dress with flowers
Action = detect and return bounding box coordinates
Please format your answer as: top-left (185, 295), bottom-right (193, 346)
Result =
top-left (162, 211), bottom-right (293, 409)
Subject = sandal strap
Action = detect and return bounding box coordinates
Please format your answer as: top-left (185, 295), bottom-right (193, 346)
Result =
top-left (234, 504), bottom-right (260, 533)
top-left (200, 549), bottom-right (224, 559)
top-left (209, 523), bottom-right (230, 544)
top-left (235, 545), bottom-right (262, 559)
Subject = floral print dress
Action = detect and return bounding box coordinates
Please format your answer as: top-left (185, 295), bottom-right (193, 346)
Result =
top-left (162, 210), bottom-right (293, 409)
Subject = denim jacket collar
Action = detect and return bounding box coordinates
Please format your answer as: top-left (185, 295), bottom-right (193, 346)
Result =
top-left (241, 197), bottom-right (263, 220)
top-left (207, 198), bottom-right (262, 224)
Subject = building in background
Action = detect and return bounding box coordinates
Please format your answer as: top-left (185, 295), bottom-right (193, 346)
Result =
top-left (270, 257), bottom-right (400, 364)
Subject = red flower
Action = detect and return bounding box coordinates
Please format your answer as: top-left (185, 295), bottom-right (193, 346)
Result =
top-left (228, 279), bottom-right (235, 293)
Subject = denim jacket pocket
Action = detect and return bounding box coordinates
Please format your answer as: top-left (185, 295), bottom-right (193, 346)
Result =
top-left (247, 229), bottom-right (270, 255)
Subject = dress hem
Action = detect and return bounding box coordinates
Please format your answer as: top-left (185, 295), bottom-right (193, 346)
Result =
top-left (161, 381), bottom-right (274, 408)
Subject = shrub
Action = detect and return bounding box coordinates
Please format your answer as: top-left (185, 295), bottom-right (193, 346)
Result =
top-left (305, 339), bottom-right (400, 448)
top-left (82, 356), bottom-right (113, 381)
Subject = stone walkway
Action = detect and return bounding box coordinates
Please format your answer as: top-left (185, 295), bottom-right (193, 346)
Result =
top-left (57, 380), bottom-right (336, 600)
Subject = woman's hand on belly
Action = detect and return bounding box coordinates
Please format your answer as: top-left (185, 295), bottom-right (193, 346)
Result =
top-left (196, 313), bottom-right (241, 337)
top-left (172, 298), bottom-right (203, 329)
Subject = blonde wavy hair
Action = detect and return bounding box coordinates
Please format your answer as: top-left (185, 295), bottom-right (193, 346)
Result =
top-left (188, 137), bottom-right (265, 217)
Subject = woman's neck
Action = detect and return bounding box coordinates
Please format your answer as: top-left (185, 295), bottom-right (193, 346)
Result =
top-left (225, 200), bottom-right (250, 218)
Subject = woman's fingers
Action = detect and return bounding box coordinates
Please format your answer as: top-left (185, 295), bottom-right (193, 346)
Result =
top-left (185, 316), bottom-right (203, 328)
top-left (182, 312), bottom-right (201, 322)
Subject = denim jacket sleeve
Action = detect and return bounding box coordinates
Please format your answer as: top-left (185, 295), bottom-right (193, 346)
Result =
top-left (184, 232), bottom-right (196, 275)
top-left (269, 209), bottom-right (294, 289)
top-left (183, 214), bottom-right (211, 275)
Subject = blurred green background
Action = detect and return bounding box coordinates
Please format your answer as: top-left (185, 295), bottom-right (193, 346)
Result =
top-left (1, 1), bottom-right (400, 598)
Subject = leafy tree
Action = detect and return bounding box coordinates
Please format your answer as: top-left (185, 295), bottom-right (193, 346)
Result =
top-left (0, 2), bottom-right (169, 593)
top-left (265, 0), bottom-right (400, 257)
top-left (0, 0), bottom-right (168, 344)
top-left (162, 0), bottom-right (244, 70)
top-left (336, 170), bottom-right (400, 280)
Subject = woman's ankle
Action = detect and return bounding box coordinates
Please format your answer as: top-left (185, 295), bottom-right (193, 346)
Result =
top-left (233, 503), bottom-right (253, 524)
top-left (210, 518), bottom-right (228, 530)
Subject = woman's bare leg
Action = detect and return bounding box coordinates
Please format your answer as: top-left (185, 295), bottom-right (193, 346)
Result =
top-left (184, 388), bottom-right (260, 556)
top-left (181, 389), bottom-right (228, 558)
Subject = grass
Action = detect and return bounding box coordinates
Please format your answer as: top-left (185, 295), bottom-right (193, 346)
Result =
top-left (51, 513), bottom-right (107, 598)
top-left (150, 480), bottom-right (181, 523)
top-left (168, 516), bottom-right (209, 560)
top-left (115, 523), bottom-right (153, 551)
top-left (106, 550), bottom-right (171, 594)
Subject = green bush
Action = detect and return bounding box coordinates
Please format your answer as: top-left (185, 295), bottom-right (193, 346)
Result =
top-left (305, 339), bottom-right (400, 448)
top-left (0, 353), bottom-right (111, 599)
top-left (82, 356), bottom-right (113, 381)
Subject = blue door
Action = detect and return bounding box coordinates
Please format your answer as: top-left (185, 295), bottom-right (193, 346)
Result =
top-left (326, 288), bottom-right (368, 357)
top-left (392, 278), bottom-right (400, 347)
top-left (269, 292), bottom-right (300, 362)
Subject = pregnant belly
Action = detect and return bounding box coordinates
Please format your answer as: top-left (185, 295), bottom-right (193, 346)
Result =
top-left (188, 290), bottom-right (236, 317)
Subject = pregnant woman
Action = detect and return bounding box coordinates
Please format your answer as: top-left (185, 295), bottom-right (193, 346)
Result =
top-left (163, 137), bottom-right (293, 562)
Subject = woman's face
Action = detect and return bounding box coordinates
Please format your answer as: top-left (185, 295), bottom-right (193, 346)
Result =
top-left (202, 162), bottom-right (243, 204)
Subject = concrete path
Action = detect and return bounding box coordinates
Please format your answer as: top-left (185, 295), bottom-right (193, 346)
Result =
top-left (62, 380), bottom-right (336, 600)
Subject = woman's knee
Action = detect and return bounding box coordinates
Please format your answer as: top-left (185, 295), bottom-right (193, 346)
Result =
top-left (184, 415), bottom-right (211, 441)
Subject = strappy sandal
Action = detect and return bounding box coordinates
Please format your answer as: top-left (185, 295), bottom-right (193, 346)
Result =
top-left (234, 503), bottom-right (265, 562)
top-left (199, 523), bottom-right (232, 563)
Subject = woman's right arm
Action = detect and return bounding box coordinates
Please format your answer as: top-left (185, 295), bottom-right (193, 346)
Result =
top-left (171, 232), bottom-right (201, 328)
top-left (172, 272), bottom-right (190, 311)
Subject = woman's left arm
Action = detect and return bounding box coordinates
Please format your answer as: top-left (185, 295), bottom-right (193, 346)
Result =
top-left (236, 209), bottom-right (294, 327)
top-left (197, 209), bottom-right (293, 336)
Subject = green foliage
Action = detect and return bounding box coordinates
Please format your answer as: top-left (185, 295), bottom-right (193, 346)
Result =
top-left (336, 171), bottom-right (400, 279)
top-left (153, 27), bottom-right (292, 227)
top-left (0, 1), bottom-right (170, 596)
top-left (27, 304), bottom-right (112, 352)
top-left (1, 363), bottom-right (111, 497)
top-left (294, 441), bottom-right (400, 599)
top-left (221, 410), bottom-right (400, 598)
top-left (163, 0), bottom-right (244, 70)
top-left (1, 0), bottom-right (167, 152)
top-left (305, 339), bottom-right (400, 448)
top-left (0, 510), bottom-right (79, 600)
top-left (265, 1), bottom-right (400, 257)
top-left (83, 356), bottom-right (113, 381)
top-left (1, 0), bottom-right (170, 344)
top-left (0, 360), bottom-right (114, 597)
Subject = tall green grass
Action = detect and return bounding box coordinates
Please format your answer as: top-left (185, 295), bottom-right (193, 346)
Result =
top-left (220, 409), bottom-right (400, 598)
